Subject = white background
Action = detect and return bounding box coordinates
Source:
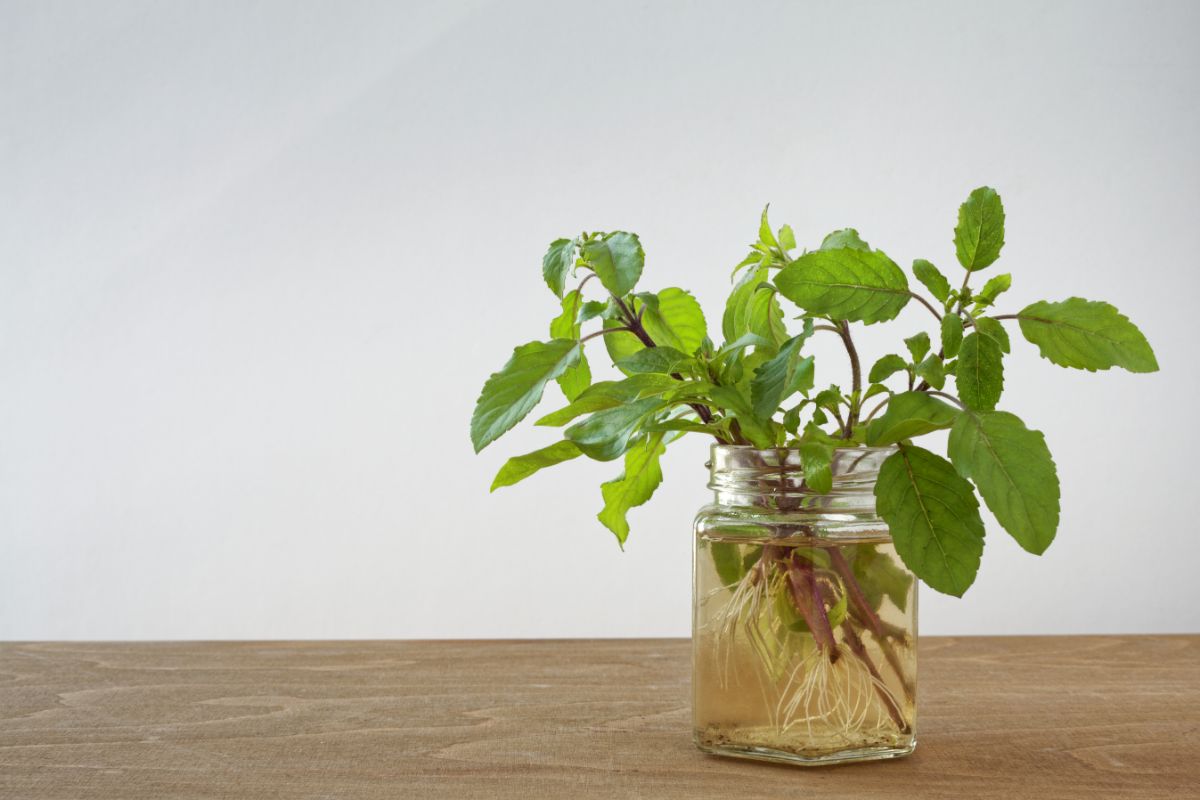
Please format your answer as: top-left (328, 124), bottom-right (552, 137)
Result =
top-left (3, 0), bottom-right (1198, 640)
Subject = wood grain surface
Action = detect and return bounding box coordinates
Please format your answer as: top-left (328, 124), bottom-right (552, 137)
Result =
top-left (0, 636), bottom-right (1196, 799)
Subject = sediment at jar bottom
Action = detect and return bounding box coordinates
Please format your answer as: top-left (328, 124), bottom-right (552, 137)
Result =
top-left (693, 536), bottom-right (917, 763)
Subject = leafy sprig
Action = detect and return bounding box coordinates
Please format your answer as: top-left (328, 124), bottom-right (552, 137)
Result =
top-left (471, 188), bottom-right (1158, 594)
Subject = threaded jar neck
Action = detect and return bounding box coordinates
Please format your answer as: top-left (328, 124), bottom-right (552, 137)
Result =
top-left (707, 444), bottom-right (895, 510)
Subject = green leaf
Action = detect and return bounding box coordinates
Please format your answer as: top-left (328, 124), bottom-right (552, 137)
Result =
top-left (491, 441), bottom-right (583, 491)
top-left (582, 232), bottom-right (644, 297)
top-left (557, 352), bottom-right (591, 401)
top-left (542, 238), bottom-right (575, 298)
top-left (711, 541), bottom-right (748, 588)
top-left (1014, 297), bottom-right (1158, 373)
top-left (905, 331), bottom-right (931, 363)
top-left (471, 339), bottom-right (582, 452)
top-left (548, 290), bottom-right (590, 401)
top-left (723, 266), bottom-right (786, 349)
top-left (820, 228), bottom-right (871, 252)
top-left (813, 385), bottom-right (844, 412)
top-left (976, 272), bottom-right (1012, 305)
top-left (954, 186), bottom-right (1005, 271)
top-left (758, 205), bottom-right (778, 249)
top-left (798, 441), bottom-right (834, 494)
top-left (973, 316), bottom-right (1010, 353)
top-left (941, 314), bottom-right (964, 358)
top-left (579, 300), bottom-right (610, 323)
top-left (643, 418), bottom-right (721, 436)
top-left (662, 380), bottom-right (717, 403)
top-left (616, 346), bottom-right (693, 375)
top-left (746, 285), bottom-right (789, 350)
top-left (750, 334), bottom-right (815, 418)
top-left (875, 444), bottom-right (986, 597)
top-left (708, 386), bottom-right (775, 448)
top-left (597, 432), bottom-right (667, 544)
top-left (639, 288), bottom-right (707, 355)
top-left (565, 397), bottom-right (664, 461)
top-left (948, 410), bottom-right (1060, 555)
top-left (915, 355), bottom-right (946, 390)
top-left (602, 317), bottom-right (646, 371)
top-left (865, 391), bottom-right (959, 446)
top-left (863, 382), bottom-right (890, 402)
top-left (550, 289), bottom-right (584, 339)
top-left (956, 331), bottom-right (1004, 411)
top-left (912, 259), bottom-right (950, 303)
top-left (778, 224), bottom-right (797, 251)
top-left (716, 332), bottom-right (769, 360)
top-left (775, 248), bottom-right (910, 324)
top-left (851, 544), bottom-right (914, 612)
top-left (869, 354), bottom-right (908, 383)
top-left (536, 374), bottom-right (678, 426)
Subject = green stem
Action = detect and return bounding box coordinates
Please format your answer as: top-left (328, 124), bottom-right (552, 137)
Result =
top-left (837, 321), bottom-right (862, 438)
top-left (578, 326), bottom-right (631, 344)
top-left (909, 291), bottom-right (943, 322)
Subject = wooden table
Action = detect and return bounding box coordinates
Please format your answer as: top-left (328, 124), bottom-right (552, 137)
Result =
top-left (0, 637), bottom-right (1196, 799)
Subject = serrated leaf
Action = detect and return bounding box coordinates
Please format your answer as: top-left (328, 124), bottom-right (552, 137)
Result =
top-left (491, 441), bottom-right (583, 491)
top-left (798, 441), bottom-right (833, 493)
top-left (775, 248), bottom-right (910, 324)
top-left (876, 444), bottom-right (985, 597)
top-left (639, 287), bottom-right (707, 355)
top-left (948, 410), bottom-right (1060, 555)
top-left (1015, 297), bottom-right (1158, 373)
top-left (865, 391), bottom-right (958, 446)
top-left (616, 346), bottom-right (693, 375)
top-left (542, 238), bottom-right (575, 298)
top-left (750, 333), bottom-right (815, 418)
top-left (777, 250), bottom-right (907, 326)
top-left (912, 259), bottom-right (951, 303)
top-left (471, 339), bottom-right (582, 452)
top-left (869, 354), bottom-right (908, 383)
top-left (564, 397), bottom-right (663, 461)
top-left (820, 228), bottom-right (871, 252)
top-left (905, 331), bottom-right (931, 363)
top-left (977, 272), bottom-right (1012, 305)
top-left (954, 186), bottom-right (1005, 271)
top-left (941, 314), bottom-right (964, 358)
top-left (956, 331), bottom-right (1004, 411)
top-left (536, 374), bottom-right (678, 426)
top-left (582, 231), bottom-right (644, 297)
top-left (597, 432), bottom-right (667, 544)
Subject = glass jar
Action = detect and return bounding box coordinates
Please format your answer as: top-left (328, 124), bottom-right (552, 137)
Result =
top-left (692, 445), bottom-right (917, 766)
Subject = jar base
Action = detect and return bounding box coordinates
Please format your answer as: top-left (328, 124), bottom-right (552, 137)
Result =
top-left (695, 728), bottom-right (916, 767)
